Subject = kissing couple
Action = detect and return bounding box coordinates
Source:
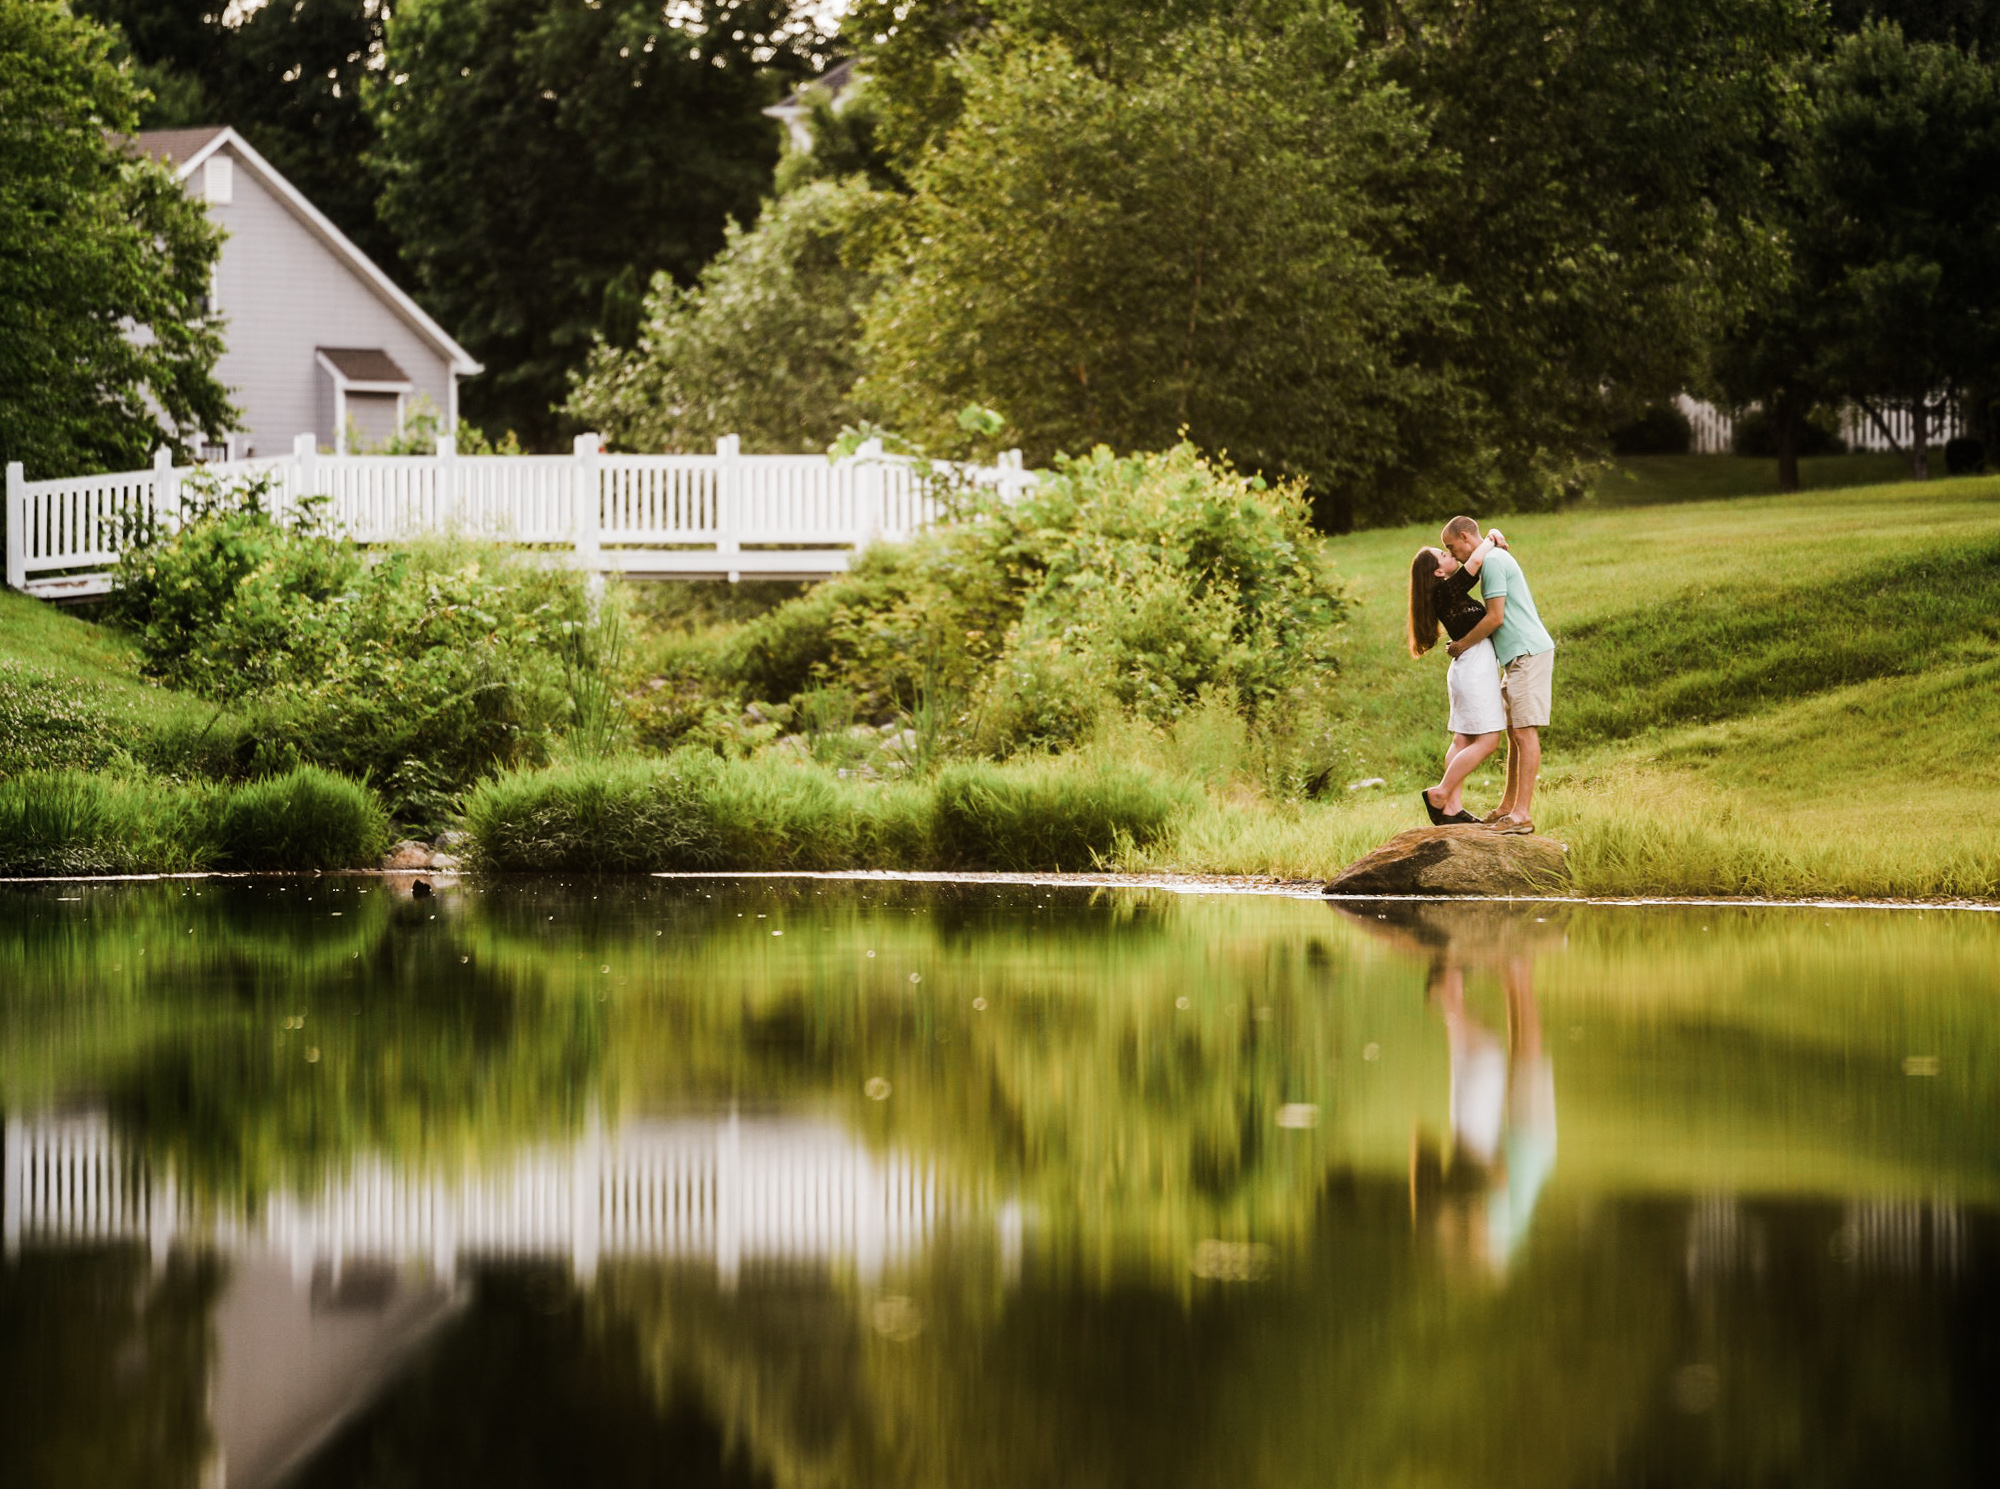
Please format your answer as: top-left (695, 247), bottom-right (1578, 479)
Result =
top-left (1406, 516), bottom-right (1557, 836)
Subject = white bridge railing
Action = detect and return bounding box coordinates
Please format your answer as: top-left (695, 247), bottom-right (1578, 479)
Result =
top-left (4, 432), bottom-right (1035, 600)
top-left (3, 1109), bottom-right (942, 1286)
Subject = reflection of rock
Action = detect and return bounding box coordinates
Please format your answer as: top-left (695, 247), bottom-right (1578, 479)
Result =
top-left (1324, 826), bottom-right (1568, 897)
top-left (1330, 898), bottom-right (1570, 966)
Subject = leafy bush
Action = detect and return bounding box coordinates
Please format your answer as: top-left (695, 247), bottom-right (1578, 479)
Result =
top-left (1609, 403), bottom-right (1693, 456)
top-left (1731, 406), bottom-right (1848, 457)
top-left (112, 477), bottom-right (597, 826)
top-left (726, 443), bottom-right (1344, 757)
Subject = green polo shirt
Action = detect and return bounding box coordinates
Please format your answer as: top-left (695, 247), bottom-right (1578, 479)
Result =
top-left (1479, 550), bottom-right (1555, 666)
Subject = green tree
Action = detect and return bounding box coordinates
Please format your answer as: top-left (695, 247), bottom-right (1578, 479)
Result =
top-left (568, 176), bottom-right (900, 453)
top-left (78, 0), bottom-right (403, 272)
top-left (0, 0), bottom-right (232, 481)
top-left (369, 0), bottom-right (834, 450)
top-left (1802, 22), bottom-right (2000, 476)
top-left (1359, 0), bottom-right (1822, 501)
top-left (859, 15), bottom-right (1476, 531)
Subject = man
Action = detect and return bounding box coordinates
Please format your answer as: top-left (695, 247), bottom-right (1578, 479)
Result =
top-left (1440, 515), bottom-right (1555, 834)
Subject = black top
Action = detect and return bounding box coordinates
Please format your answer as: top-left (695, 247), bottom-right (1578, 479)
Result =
top-left (1436, 564), bottom-right (1487, 643)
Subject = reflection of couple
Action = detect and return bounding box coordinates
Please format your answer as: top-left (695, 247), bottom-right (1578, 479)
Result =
top-left (1405, 517), bottom-right (1557, 835)
top-left (1416, 955), bottom-right (1556, 1277)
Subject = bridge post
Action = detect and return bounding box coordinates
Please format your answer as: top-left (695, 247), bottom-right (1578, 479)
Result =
top-left (716, 434), bottom-right (741, 583)
top-left (573, 432), bottom-right (604, 584)
top-left (3, 1115), bottom-right (22, 1257)
top-left (856, 437), bottom-right (885, 550)
top-left (151, 445), bottom-right (176, 539)
top-left (292, 433), bottom-right (317, 531)
top-left (4, 462), bottom-right (24, 593)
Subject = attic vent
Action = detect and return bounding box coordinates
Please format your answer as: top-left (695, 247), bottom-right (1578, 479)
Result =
top-left (203, 155), bottom-right (234, 204)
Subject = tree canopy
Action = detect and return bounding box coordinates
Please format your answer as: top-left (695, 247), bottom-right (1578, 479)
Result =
top-left (369, 0), bottom-right (834, 449)
top-left (0, 0), bottom-right (232, 479)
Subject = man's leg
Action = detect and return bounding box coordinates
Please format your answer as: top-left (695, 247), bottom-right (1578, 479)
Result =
top-left (1503, 725), bottom-right (1541, 823)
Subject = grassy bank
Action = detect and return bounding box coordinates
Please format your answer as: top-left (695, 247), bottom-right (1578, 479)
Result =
top-left (7, 456), bottom-right (2000, 895)
top-left (1158, 459), bottom-right (2000, 895)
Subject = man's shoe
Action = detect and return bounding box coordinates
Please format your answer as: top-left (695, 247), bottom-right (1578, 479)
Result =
top-left (1490, 817), bottom-right (1536, 836)
top-left (1480, 808), bottom-right (1506, 824)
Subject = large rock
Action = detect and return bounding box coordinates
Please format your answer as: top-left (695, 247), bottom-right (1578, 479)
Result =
top-left (1324, 825), bottom-right (1569, 897)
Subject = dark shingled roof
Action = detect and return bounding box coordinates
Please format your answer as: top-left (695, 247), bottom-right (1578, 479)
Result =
top-left (134, 126), bottom-right (228, 167)
top-left (318, 347), bottom-right (412, 383)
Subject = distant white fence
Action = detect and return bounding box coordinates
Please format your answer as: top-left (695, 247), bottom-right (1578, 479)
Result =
top-left (4, 433), bottom-right (1035, 601)
top-left (3, 1109), bottom-right (942, 1286)
top-left (1674, 395), bottom-right (1964, 456)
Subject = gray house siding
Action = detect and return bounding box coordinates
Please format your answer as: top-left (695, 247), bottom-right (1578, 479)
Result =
top-left (205, 145), bottom-right (452, 456)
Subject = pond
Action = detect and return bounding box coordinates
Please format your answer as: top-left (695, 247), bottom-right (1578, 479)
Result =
top-left (1, 876), bottom-right (1996, 1488)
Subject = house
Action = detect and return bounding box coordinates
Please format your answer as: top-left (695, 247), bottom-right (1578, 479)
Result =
top-left (135, 127), bottom-right (482, 457)
top-left (762, 58), bottom-right (859, 153)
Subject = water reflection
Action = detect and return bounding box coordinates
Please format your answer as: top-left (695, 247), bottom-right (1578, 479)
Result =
top-left (2, 880), bottom-right (1998, 1487)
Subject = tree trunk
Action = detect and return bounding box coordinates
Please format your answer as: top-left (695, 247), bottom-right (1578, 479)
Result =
top-left (1774, 390), bottom-right (1803, 494)
top-left (1912, 392), bottom-right (1930, 480)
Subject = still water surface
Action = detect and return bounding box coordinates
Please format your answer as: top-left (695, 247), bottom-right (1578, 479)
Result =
top-left (2, 877), bottom-right (1996, 1487)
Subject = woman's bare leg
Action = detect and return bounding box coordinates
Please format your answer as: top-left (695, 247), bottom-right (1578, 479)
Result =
top-left (1427, 731), bottom-right (1501, 816)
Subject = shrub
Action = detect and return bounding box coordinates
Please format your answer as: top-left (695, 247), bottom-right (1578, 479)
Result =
top-left (1945, 437), bottom-right (1986, 475)
top-left (114, 476), bottom-right (597, 826)
top-left (728, 443), bottom-right (1345, 757)
top-left (214, 765), bottom-right (391, 871)
top-left (1730, 407), bottom-right (1847, 457)
top-left (1609, 403), bottom-right (1693, 456)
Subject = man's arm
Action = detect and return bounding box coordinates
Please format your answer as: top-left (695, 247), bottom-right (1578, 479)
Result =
top-left (1445, 596), bottom-right (1505, 659)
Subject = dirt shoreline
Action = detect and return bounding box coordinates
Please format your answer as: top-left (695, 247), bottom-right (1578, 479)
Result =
top-left (4, 867), bottom-right (1998, 911)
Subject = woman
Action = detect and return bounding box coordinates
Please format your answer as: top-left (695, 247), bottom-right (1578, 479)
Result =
top-left (1406, 531), bottom-right (1505, 824)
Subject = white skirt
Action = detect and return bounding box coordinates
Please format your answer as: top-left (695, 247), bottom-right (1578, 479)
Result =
top-left (1446, 637), bottom-right (1506, 735)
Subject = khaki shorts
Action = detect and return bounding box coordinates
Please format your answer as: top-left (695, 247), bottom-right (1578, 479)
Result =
top-left (1501, 649), bottom-right (1554, 729)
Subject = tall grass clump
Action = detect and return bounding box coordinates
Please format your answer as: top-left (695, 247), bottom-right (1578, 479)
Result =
top-left (464, 754), bottom-right (1192, 873)
top-left (929, 760), bottom-right (1194, 871)
top-left (464, 753), bottom-right (730, 872)
top-left (0, 766), bottom-right (389, 876)
top-left (214, 765), bottom-right (392, 871)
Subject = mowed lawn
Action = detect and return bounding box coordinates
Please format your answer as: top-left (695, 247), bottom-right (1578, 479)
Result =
top-left (1278, 458), bottom-right (2000, 895)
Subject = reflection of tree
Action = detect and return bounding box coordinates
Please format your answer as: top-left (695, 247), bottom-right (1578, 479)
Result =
top-left (0, 1252), bottom-right (217, 1488)
top-left (107, 922), bottom-right (601, 1206)
top-left (289, 1268), bottom-right (767, 1489)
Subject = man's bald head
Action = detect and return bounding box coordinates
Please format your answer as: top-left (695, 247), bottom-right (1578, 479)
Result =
top-left (1440, 515), bottom-right (1480, 560)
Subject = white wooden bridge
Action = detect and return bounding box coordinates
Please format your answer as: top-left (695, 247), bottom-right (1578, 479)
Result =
top-left (2, 1109), bottom-right (943, 1285)
top-left (4, 433), bottom-right (1034, 601)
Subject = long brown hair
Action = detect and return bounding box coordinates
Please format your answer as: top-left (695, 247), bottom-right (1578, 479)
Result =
top-left (1407, 548), bottom-right (1443, 657)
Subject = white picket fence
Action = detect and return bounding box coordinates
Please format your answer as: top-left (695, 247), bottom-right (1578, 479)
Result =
top-left (4, 433), bottom-right (1034, 601)
top-left (1674, 395), bottom-right (1963, 456)
top-left (3, 1109), bottom-right (942, 1286)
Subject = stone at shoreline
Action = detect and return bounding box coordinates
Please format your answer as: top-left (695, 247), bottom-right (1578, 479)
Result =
top-left (380, 840), bottom-right (463, 872)
top-left (1324, 825), bottom-right (1569, 897)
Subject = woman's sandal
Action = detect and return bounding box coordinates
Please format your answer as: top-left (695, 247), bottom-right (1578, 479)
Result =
top-left (1420, 791), bottom-right (1448, 826)
top-left (1445, 810), bottom-right (1481, 825)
